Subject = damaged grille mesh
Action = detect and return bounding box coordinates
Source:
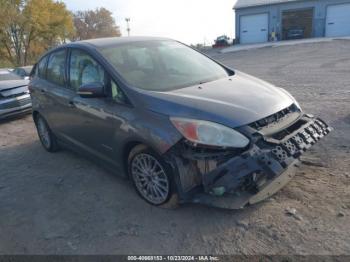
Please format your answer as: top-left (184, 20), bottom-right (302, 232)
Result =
top-left (271, 119), bottom-right (307, 140)
top-left (271, 119), bottom-right (332, 165)
top-left (249, 103), bottom-right (300, 130)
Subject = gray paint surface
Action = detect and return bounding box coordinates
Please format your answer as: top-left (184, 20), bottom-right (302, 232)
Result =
top-left (143, 71), bottom-right (293, 128)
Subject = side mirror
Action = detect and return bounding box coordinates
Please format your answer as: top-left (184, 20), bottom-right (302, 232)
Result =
top-left (77, 82), bottom-right (105, 98)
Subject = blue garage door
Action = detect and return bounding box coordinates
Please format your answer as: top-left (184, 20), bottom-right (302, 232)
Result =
top-left (240, 13), bottom-right (268, 44)
top-left (326, 4), bottom-right (350, 37)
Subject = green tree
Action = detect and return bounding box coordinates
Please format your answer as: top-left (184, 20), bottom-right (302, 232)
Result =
top-left (0, 0), bottom-right (74, 66)
top-left (0, 0), bottom-right (25, 66)
top-left (73, 7), bottom-right (121, 41)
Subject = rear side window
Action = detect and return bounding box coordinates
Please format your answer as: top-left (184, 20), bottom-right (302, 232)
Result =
top-left (46, 49), bottom-right (66, 86)
top-left (37, 57), bottom-right (48, 79)
top-left (69, 49), bottom-right (105, 90)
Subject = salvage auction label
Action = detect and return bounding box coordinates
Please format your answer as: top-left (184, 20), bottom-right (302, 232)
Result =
top-left (127, 256), bottom-right (219, 261)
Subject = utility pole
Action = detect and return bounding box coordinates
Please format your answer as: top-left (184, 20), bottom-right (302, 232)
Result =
top-left (125, 18), bottom-right (131, 36)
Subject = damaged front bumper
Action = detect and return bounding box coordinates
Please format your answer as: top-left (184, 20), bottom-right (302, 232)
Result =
top-left (166, 114), bottom-right (332, 209)
top-left (0, 92), bottom-right (32, 119)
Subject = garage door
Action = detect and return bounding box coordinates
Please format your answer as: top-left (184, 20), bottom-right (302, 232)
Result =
top-left (282, 8), bottom-right (313, 40)
top-left (325, 4), bottom-right (350, 37)
top-left (240, 13), bottom-right (268, 44)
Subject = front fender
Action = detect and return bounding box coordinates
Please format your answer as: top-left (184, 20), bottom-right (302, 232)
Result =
top-left (118, 109), bottom-right (183, 156)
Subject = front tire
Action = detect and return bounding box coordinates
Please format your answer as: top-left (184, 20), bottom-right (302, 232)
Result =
top-left (128, 145), bottom-right (178, 207)
top-left (34, 114), bottom-right (59, 152)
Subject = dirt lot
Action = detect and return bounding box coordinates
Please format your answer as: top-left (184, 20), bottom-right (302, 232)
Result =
top-left (1, 39), bottom-right (349, 255)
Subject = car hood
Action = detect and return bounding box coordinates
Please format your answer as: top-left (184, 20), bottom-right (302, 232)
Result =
top-left (138, 71), bottom-right (295, 128)
top-left (0, 80), bottom-right (29, 98)
top-left (0, 79), bottom-right (29, 91)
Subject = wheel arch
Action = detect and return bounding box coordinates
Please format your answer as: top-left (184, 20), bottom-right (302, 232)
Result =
top-left (122, 140), bottom-right (158, 178)
top-left (32, 110), bottom-right (40, 122)
top-left (121, 139), bottom-right (173, 178)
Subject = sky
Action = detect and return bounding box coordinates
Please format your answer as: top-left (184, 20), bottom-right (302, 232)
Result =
top-left (62, 0), bottom-right (237, 45)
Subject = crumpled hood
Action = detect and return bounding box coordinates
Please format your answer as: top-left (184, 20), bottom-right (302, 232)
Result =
top-left (139, 71), bottom-right (295, 128)
top-left (0, 80), bottom-right (29, 97)
top-left (0, 79), bottom-right (29, 91)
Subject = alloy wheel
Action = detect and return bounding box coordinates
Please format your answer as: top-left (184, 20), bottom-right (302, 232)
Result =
top-left (37, 117), bottom-right (51, 149)
top-left (131, 153), bottom-right (170, 205)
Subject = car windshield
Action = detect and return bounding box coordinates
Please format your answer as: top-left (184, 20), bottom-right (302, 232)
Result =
top-left (0, 71), bottom-right (21, 81)
top-left (100, 40), bottom-right (230, 91)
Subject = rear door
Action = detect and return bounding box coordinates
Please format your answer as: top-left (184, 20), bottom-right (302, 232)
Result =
top-left (29, 56), bottom-right (48, 115)
top-left (42, 49), bottom-right (78, 142)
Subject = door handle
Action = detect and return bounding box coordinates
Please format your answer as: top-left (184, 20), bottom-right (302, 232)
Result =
top-left (68, 101), bottom-right (75, 108)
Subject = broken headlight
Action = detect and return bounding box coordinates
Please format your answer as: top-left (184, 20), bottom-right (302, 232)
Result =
top-left (170, 117), bottom-right (250, 148)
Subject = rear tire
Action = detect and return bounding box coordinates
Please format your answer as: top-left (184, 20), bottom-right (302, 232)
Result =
top-left (128, 144), bottom-right (178, 208)
top-left (34, 114), bottom-right (59, 152)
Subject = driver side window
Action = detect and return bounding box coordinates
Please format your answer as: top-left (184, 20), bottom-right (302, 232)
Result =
top-left (69, 49), bottom-right (105, 90)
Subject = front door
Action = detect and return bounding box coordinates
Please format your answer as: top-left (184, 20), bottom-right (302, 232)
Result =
top-left (66, 48), bottom-right (124, 163)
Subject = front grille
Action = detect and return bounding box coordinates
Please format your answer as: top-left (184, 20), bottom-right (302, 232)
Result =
top-left (252, 118), bottom-right (331, 170)
top-left (271, 118), bottom-right (307, 140)
top-left (249, 104), bottom-right (300, 131)
top-left (0, 97), bottom-right (31, 110)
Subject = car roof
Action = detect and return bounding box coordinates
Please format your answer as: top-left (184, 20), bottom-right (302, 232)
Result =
top-left (37, 36), bottom-right (175, 62)
top-left (68, 36), bottom-right (172, 49)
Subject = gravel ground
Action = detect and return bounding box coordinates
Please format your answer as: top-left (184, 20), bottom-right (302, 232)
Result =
top-left (1, 39), bottom-right (349, 255)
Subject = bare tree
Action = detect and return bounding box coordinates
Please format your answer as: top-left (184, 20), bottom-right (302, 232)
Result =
top-left (73, 8), bottom-right (121, 41)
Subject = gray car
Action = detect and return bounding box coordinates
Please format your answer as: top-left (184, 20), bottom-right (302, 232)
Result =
top-left (0, 69), bottom-right (32, 120)
top-left (13, 66), bottom-right (33, 80)
top-left (29, 37), bottom-right (331, 209)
